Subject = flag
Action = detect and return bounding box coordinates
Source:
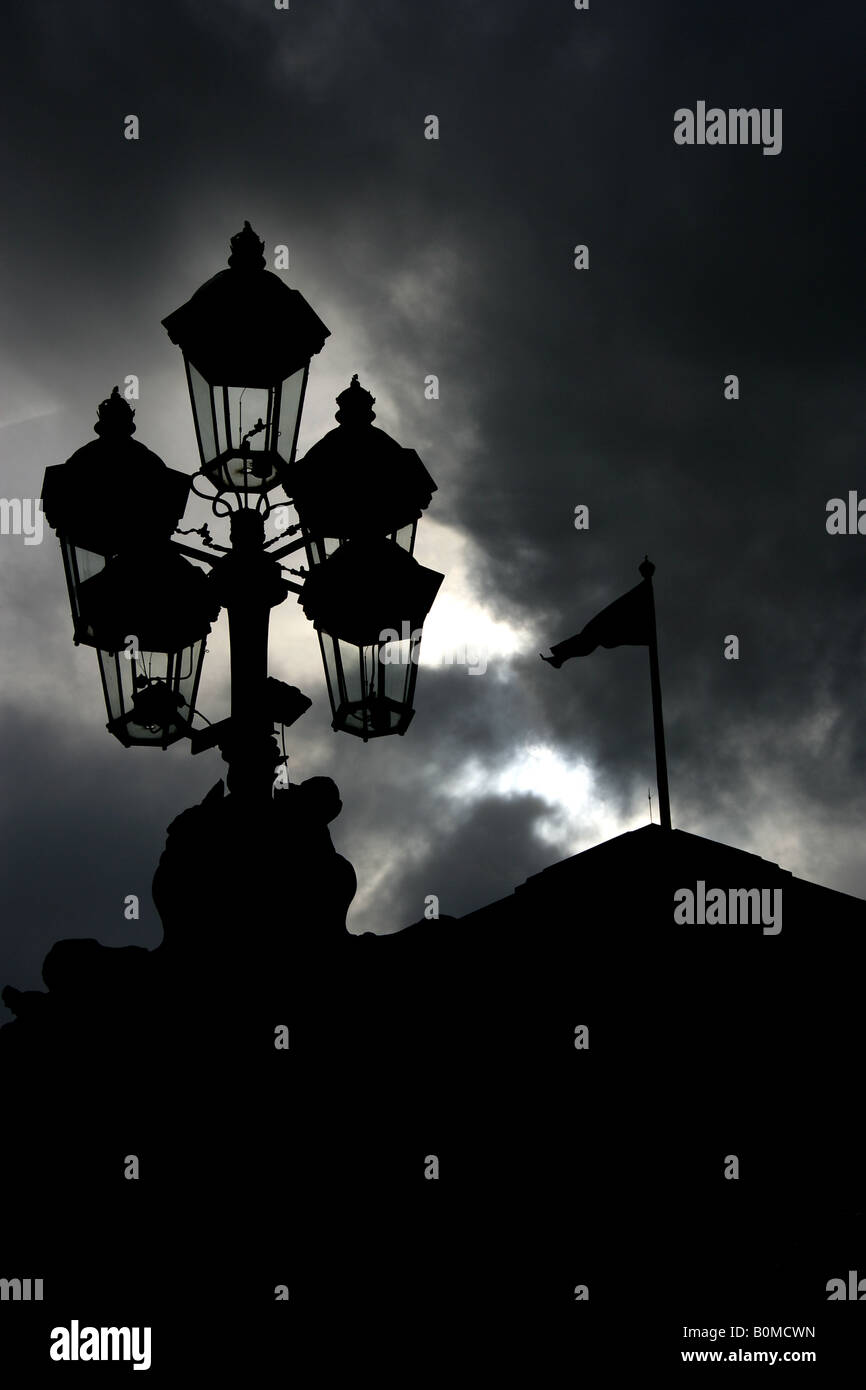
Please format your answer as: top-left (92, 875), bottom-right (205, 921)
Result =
top-left (541, 579), bottom-right (651, 668)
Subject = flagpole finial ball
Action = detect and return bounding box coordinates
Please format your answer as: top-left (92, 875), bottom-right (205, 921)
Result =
top-left (639, 555), bottom-right (655, 580)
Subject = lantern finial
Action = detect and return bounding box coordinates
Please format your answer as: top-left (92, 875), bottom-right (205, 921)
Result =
top-left (228, 221), bottom-right (266, 271)
top-left (335, 374), bottom-right (376, 426)
top-left (94, 386), bottom-right (136, 438)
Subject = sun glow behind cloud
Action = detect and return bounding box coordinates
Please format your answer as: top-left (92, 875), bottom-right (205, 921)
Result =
top-left (445, 741), bottom-right (623, 849)
top-left (413, 517), bottom-right (532, 672)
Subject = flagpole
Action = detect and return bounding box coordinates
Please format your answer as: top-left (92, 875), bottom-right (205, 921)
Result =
top-left (639, 556), bottom-right (671, 830)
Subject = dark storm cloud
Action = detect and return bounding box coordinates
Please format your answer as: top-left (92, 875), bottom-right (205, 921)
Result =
top-left (0, 699), bottom-right (217, 1023)
top-left (389, 790), bottom-right (557, 929)
top-left (2, 1), bottom-right (865, 1014)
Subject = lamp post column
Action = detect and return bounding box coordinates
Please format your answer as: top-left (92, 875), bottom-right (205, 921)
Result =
top-left (214, 508), bottom-right (288, 804)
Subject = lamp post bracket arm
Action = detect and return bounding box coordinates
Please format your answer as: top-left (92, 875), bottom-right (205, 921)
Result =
top-left (169, 539), bottom-right (226, 566)
top-left (264, 522), bottom-right (302, 549)
top-left (268, 535), bottom-right (307, 562)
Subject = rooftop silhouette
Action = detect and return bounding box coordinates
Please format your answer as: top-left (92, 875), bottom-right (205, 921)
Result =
top-left (2, 788), bottom-right (864, 1356)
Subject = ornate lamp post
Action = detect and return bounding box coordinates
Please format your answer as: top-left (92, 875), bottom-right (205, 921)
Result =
top-left (42, 224), bottom-right (444, 791)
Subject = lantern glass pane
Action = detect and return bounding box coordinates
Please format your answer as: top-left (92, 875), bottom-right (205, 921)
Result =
top-left (188, 366), bottom-right (283, 492)
top-left (216, 385), bottom-right (278, 492)
top-left (318, 630), bottom-right (419, 739)
top-left (97, 639), bottom-right (204, 747)
top-left (319, 631), bottom-right (342, 707)
top-left (176, 637), bottom-right (205, 718)
top-left (340, 639), bottom-right (365, 706)
top-left (392, 522), bottom-right (417, 553)
top-left (279, 366), bottom-right (306, 465)
top-left (97, 648), bottom-right (123, 725)
top-left (215, 387), bottom-right (231, 458)
top-left (229, 386), bottom-right (271, 456)
top-left (189, 363), bottom-right (217, 465)
top-left (127, 649), bottom-right (171, 745)
top-left (187, 360), bottom-right (307, 494)
top-left (380, 639), bottom-right (412, 707)
top-left (61, 539), bottom-right (108, 638)
top-left (73, 544), bottom-right (107, 584)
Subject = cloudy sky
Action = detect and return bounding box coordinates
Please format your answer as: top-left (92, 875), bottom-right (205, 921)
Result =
top-left (1, 0), bottom-right (864, 1019)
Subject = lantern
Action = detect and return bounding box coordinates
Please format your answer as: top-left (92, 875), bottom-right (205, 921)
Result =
top-left (162, 222), bottom-right (329, 497)
top-left (41, 388), bottom-right (191, 646)
top-left (301, 538), bottom-right (443, 740)
top-left (76, 546), bottom-right (220, 748)
top-left (282, 375), bottom-right (436, 568)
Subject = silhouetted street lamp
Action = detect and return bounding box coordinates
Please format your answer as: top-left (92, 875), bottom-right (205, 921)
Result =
top-left (42, 223), bottom-right (443, 785)
top-left (162, 220), bottom-right (329, 498)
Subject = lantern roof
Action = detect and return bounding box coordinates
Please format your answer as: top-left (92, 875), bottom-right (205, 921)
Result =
top-left (77, 545), bottom-right (220, 651)
top-left (41, 388), bottom-right (191, 556)
top-left (161, 221), bottom-right (330, 386)
top-left (282, 377), bottom-right (436, 538)
top-left (300, 538), bottom-right (443, 647)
